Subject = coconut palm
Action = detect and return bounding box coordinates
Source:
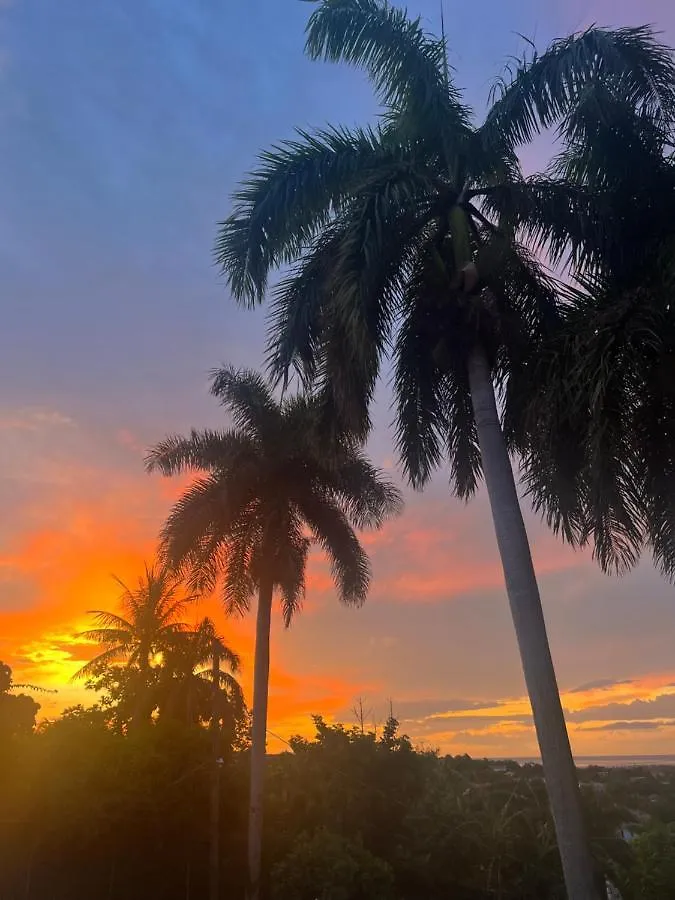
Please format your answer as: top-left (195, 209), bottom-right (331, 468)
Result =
top-left (157, 617), bottom-right (245, 727)
top-left (213, 4), bottom-right (675, 896)
top-left (74, 563), bottom-right (194, 727)
top-left (146, 366), bottom-right (401, 900)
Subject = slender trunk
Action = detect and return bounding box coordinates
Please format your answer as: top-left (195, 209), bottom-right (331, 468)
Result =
top-left (209, 647), bottom-right (221, 900)
top-left (467, 345), bottom-right (600, 900)
top-left (247, 578), bottom-right (273, 900)
top-left (130, 652), bottom-right (151, 731)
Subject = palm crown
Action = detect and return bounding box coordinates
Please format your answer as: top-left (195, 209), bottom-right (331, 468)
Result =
top-left (158, 617), bottom-right (245, 726)
top-left (146, 366), bottom-right (402, 624)
top-left (74, 563), bottom-right (193, 681)
top-left (515, 88), bottom-right (675, 577)
top-left (215, 1), bottom-right (674, 504)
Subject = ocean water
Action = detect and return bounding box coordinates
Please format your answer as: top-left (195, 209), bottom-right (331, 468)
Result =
top-left (514, 755), bottom-right (675, 768)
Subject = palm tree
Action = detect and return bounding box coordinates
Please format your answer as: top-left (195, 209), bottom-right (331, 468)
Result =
top-left (146, 366), bottom-right (401, 900)
top-left (157, 617), bottom-right (245, 726)
top-left (213, 4), bottom-right (675, 896)
top-left (513, 88), bottom-right (675, 581)
top-left (74, 563), bottom-right (195, 728)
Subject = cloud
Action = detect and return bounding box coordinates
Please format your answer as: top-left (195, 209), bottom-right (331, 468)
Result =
top-left (568, 692), bottom-right (675, 724)
top-left (365, 496), bottom-right (584, 605)
top-left (580, 720), bottom-right (675, 732)
top-left (569, 678), bottom-right (629, 694)
top-left (0, 407), bottom-right (74, 431)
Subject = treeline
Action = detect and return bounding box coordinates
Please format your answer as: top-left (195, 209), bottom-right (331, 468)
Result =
top-left (1, 706), bottom-right (674, 900)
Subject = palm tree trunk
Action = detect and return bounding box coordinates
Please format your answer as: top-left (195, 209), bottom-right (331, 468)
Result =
top-left (130, 660), bottom-right (150, 732)
top-left (247, 578), bottom-right (273, 900)
top-left (209, 646), bottom-right (221, 900)
top-left (467, 345), bottom-right (600, 900)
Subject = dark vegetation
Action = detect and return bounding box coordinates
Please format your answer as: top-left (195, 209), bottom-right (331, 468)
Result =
top-left (1, 679), bottom-right (674, 900)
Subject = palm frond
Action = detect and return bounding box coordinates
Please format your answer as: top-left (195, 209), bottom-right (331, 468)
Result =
top-left (321, 453), bottom-right (403, 528)
top-left (83, 611), bottom-right (133, 633)
top-left (71, 646), bottom-right (128, 682)
top-left (216, 125), bottom-right (407, 304)
top-left (274, 524), bottom-right (311, 628)
top-left (392, 231), bottom-right (482, 496)
top-left (483, 25), bottom-right (675, 149)
top-left (209, 366), bottom-right (280, 441)
top-left (158, 475), bottom-right (252, 574)
top-left (296, 492), bottom-right (370, 605)
top-left (146, 429), bottom-right (257, 477)
top-left (305, 0), bottom-right (471, 144)
top-left (473, 178), bottom-right (606, 274)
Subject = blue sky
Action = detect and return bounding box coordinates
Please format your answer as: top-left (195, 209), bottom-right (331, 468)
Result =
top-left (2, 0), bottom-right (675, 755)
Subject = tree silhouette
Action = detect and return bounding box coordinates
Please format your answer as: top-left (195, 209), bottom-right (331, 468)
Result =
top-left (213, 4), bottom-right (675, 896)
top-left (0, 662), bottom-right (40, 740)
top-left (74, 563), bottom-right (195, 728)
top-left (514, 89), bottom-right (675, 580)
top-left (146, 366), bottom-right (401, 900)
top-left (157, 617), bottom-right (245, 729)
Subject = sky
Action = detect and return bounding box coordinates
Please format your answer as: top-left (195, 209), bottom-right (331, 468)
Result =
top-left (2, 0), bottom-right (675, 758)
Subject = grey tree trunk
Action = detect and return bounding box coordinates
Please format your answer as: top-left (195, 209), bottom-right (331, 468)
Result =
top-left (247, 578), bottom-right (273, 900)
top-left (467, 345), bottom-right (600, 900)
top-left (209, 646), bottom-right (221, 900)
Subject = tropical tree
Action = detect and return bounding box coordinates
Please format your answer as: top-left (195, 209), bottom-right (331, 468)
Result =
top-left (213, 3), bottom-right (675, 896)
top-left (513, 88), bottom-right (675, 581)
top-left (146, 366), bottom-right (401, 900)
top-left (0, 662), bottom-right (41, 740)
top-left (157, 617), bottom-right (245, 728)
top-left (74, 563), bottom-right (195, 728)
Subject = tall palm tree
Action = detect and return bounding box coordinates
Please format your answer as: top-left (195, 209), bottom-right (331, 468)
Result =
top-left (213, 4), bottom-right (675, 896)
top-left (146, 366), bottom-right (401, 900)
top-left (158, 617), bottom-right (245, 726)
top-left (74, 563), bottom-right (194, 727)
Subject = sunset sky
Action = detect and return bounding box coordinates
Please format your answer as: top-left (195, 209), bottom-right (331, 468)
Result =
top-left (2, 0), bottom-right (675, 758)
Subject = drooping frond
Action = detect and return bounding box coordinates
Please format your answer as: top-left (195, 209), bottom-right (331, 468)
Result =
top-left (515, 287), bottom-right (648, 574)
top-left (221, 516), bottom-right (260, 617)
top-left (273, 178), bottom-right (435, 439)
top-left (145, 429), bottom-right (256, 477)
top-left (483, 25), bottom-right (675, 149)
top-left (72, 645), bottom-right (129, 681)
top-left (295, 491), bottom-right (371, 605)
top-left (319, 453), bottom-right (403, 528)
top-left (473, 178), bottom-right (606, 274)
top-left (305, 0), bottom-right (470, 142)
top-left (216, 125), bottom-right (404, 304)
top-left (274, 520), bottom-right (311, 627)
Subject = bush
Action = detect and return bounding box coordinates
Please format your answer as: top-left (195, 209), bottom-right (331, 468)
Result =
top-left (271, 829), bottom-right (395, 900)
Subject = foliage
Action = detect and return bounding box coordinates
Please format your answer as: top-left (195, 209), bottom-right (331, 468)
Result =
top-left (0, 661), bottom-right (40, 741)
top-left (73, 566), bottom-right (246, 736)
top-left (2, 710), bottom-right (670, 900)
top-left (623, 824), bottom-right (675, 900)
top-left (512, 93), bottom-right (675, 579)
top-left (74, 562), bottom-right (193, 681)
top-left (271, 830), bottom-right (395, 900)
top-left (215, 0), bottom-right (675, 578)
top-left (146, 367), bottom-right (401, 623)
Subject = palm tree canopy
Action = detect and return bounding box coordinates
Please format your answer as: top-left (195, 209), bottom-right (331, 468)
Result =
top-left (146, 368), bottom-right (402, 625)
top-left (157, 617), bottom-right (246, 725)
top-left (214, 0), bottom-right (675, 510)
top-left (74, 564), bottom-right (194, 680)
top-left (510, 93), bottom-right (675, 578)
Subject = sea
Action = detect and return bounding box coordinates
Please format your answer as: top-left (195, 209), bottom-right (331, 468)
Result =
top-left (512, 755), bottom-right (675, 768)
